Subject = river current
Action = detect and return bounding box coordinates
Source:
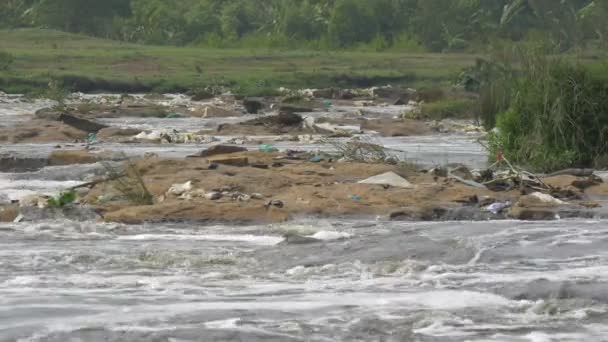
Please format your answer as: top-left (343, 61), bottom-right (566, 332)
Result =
top-left (1, 93), bottom-right (607, 341)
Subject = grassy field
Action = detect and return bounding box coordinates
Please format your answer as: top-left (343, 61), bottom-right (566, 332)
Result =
top-left (0, 29), bottom-right (478, 95)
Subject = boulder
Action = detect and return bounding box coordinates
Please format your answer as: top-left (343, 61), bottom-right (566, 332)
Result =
top-left (517, 192), bottom-right (565, 208)
top-left (358, 172), bottom-right (414, 189)
top-left (0, 155), bottom-right (47, 172)
top-left (36, 110), bottom-right (107, 133)
top-left (206, 156), bottom-right (249, 167)
top-left (243, 98), bottom-right (264, 114)
top-left (509, 207), bottom-right (558, 221)
top-left (189, 145), bottom-right (247, 158)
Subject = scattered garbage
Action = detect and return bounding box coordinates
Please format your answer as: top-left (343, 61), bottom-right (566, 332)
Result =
top-left (165, 113), bottom-right (181, 118)
top-left (134, 130), bottom-right (218, 144)
top-left (167, 181), bottom-right (193, 196)
top-left (349, 195), bottom-right (363, 202)
top-left (205, 192), bottom-right (222, 200)
top-left (13, 214), bottom-right (24, 223)
top-left (450, 174), bottom-right (486, 189)
top-left (358, 172), bottom-right (414, 189)
top-left (310, 155), bottom-right (324, 163)
top-left (485, 202), bottom-right (511, 215)
top-left (259, 144), bottom-right (279, 153)
top-left (266, 199), bottom-right (284, 209)
top-left (86, 133), bottom-right (98, 144)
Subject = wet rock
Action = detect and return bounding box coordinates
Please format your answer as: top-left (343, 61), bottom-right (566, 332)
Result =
top-left (243, 97), bottom-right (264, 114)
top-left (190, 145), bottom-right (247, 158)
top-left (19, 206), bottom-right (101, 222)
top-left (48, 150), bottom-right (99, 166)
top-left (206, 156), bottom-right (249, 167)
top-left (0, 155), bottom-right (48, 172)
top-left (278, 104), bottom-right (314, 114)
top-left (0, 120), bottom-right (88, 143)
top-left (509, 207), bottom-right (557, 220)
top-left (0, 205), bottom-right (20, 222)
top-left (281, 233), bottom-right (320, 245)
top-left (36, 111), bottom-right (107, 133)
top-left (389, 206), bottom-right (449, 221)
top-left (97, 127), bottom-right (141, 141)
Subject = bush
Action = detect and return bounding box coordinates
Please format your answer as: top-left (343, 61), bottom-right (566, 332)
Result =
top-left (487, 55), bottom-right (608, 172)
top-left (0, 51), bottom-right (14, 71)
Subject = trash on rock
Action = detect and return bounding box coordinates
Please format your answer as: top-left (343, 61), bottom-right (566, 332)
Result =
top-left (167, 181), bottom-right (193, 196)
top-left (358, 172), bottom-right (414, 189)
top-left (485, 202), bottom-right (511, 215)
top-left (259, 144), bottom-right (279, 153)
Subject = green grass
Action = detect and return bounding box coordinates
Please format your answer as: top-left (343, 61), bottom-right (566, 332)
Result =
top-left (0, 28), bottom-right (477, 95)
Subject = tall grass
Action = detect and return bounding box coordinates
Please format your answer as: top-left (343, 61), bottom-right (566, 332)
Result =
top-left (486, 51), bottom-right (608, 171)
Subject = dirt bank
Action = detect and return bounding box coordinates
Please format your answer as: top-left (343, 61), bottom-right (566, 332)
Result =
top-left (76, 150), bottom-right (607, 224)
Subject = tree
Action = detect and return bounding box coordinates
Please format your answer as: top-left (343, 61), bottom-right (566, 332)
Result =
top-left (328, 0), bottom-right (376, 46)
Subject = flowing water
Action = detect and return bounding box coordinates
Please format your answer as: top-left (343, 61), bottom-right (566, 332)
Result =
top-left (2, 94), bottom-right (608, 341)
top-left (2, 219), bottom-right (608, 341)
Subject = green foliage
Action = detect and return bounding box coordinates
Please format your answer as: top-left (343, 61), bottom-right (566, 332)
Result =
top-left (1, 0), bottom-right (604, 51)
top-left (487, 53), bottom-right (608, 172)
top-left (0, 51), bottom-right (14, 70)
top-left (47, 191), bottom-right (77, 208)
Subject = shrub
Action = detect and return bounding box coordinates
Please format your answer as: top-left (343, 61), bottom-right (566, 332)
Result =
top-left (487, 55), bottom-right (608, 172)
top-left (47, 191), bottom-right (77, 208)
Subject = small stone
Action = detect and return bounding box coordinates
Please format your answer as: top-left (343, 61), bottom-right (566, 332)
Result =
top-left (205, 192), bottom-right (222, 200)
top-left (251, 193), bottom-right (264, 200)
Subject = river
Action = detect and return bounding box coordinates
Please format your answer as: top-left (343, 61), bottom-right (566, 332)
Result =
top-left (1, 93), bottom-right (608, 341)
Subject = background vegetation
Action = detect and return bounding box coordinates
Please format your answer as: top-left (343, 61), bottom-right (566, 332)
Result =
top-left (1, 0), bottom-right (606, 51)
top-left (1, 0), bottom-right (608, 171)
